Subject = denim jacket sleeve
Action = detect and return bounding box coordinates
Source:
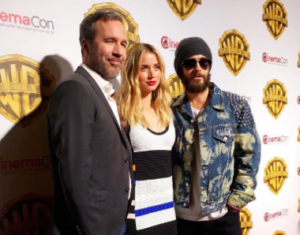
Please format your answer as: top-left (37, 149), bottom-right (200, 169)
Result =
top-left (226, 93), bottom-right (261, 210)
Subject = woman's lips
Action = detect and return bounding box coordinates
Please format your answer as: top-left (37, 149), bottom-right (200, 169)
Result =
top-left (146, 81), bottom-right (156, 86)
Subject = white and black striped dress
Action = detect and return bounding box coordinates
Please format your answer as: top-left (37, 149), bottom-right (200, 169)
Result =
top-left (125, 123), bottom-right (177, 235)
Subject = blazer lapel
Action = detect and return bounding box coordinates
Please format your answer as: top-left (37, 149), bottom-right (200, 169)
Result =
top-left (75, 67), bottom-right (131, 153)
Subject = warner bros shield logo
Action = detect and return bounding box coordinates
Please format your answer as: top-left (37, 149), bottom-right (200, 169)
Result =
top-left (166, 0), bottom-right (202, 21)
top-left (264, 157), bottom-right (288, 195)
top-left (262, 0), bottom-right (288, 40)
top-left (85, 3), bottom-right (140, 50)
top-left (168, 73), bottom-right (184, 98)
top-left (263, 79), bottom-right (287, 119)
top-left (218, 30), bottom-right (250, 76)
top-left (0, 194), bottom-right (53, 234)
top-left (273, 231), bottom-right (286, 235)
top-left (0, 54), bottom-right (55, 127)
top-left (240, 208), bottom-right (253, 235)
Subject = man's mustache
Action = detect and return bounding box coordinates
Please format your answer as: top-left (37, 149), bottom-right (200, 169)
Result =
top-left (191, 73), bottom-right (206, 79)
top-left (107, 57), bottom-right (123, 63)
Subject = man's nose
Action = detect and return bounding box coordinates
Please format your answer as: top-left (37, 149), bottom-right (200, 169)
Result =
top-left (194, 61), bottom-right (202, 70)
top-left (112, 43), bottom-right (124, 57)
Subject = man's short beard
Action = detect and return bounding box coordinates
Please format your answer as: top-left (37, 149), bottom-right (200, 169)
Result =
top-left (90, 44), bottom-right (120, 81)
top-left (181, 73), bottom-right (211, 93)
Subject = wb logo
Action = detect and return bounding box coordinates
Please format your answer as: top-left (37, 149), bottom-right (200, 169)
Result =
top-left (219, 29), bottom-right (250, 76)
top-left (263, 0), bottom-right (288, 40)
top-left (85, 3), bottom-right (140, 51)
top-left (263, 79), bottom-right (287, 119)
top-left (0, 55), bottom-right (54, 127)
top-left (166, 0), bottom-right (202, 21)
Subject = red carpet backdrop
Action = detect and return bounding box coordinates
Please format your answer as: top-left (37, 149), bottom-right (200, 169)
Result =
top-left (1, 0), bottom-right (300, 234)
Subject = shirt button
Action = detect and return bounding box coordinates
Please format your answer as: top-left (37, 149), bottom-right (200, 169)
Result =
top-left (224, 136), bottom-right (228, 141)
top-left (190, 119), bottom-right (194, 123)
top-left (183, 203), bottom-right (187, 207)
top-left (185, 182), bottom-right (189, 187)
top-left (125, 188), bottom-right (129, 193)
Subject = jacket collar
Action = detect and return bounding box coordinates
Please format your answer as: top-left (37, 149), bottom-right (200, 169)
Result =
top-left (172, 82), bottom-right (225, 114)
top-left (209, 83), bottom-right (224, 111)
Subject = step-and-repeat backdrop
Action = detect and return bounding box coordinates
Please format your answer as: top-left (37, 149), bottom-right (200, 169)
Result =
top-left (1, 0), bottom-right (300, 234)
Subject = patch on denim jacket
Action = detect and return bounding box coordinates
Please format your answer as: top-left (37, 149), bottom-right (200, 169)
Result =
top-left (226, 92), bottom-right (255, 127)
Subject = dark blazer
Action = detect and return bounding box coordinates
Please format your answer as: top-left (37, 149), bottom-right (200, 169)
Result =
top-left (47, 66), bottom-right (132, 235)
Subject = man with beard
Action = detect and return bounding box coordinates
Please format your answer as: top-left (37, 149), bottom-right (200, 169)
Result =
top-left (47, 11), bottom-right (132, 235)
top-left (171, 37), bottom-right (261, 235)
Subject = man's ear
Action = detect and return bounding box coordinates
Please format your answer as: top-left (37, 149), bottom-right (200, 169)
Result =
top-left (81, 39), bottom-right (90, 55)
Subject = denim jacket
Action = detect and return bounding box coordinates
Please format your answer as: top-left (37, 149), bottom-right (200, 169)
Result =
top-left (172, 83), bottom-right (261, 214)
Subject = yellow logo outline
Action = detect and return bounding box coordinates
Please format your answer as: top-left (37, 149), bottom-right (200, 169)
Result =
top-left (218, 29), bottom-right (250, 76)
top-left (240, 208), bottom-right (253, 235)
top-left (262, 0), bottom-right (288, 40)
top-left (263, 79), bottom-right (287, 119)
top-left (298, 52), bottom-right (300, 68)
top-left (298, 126), bottom-right (300, 142)
top-left (85, 3), bottom-right (140, 50)
top-left (166, 0), bottom-right (202, 21)
top-left (264, 157), bottom-right (288, 195)
top-left (0, 54), bottom-right (55, 127)
top-left (273, 231), bottom-right (286, 235)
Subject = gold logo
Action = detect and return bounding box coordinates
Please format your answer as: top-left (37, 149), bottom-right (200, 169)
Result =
top-left (0, 194), bottom-right (52, 234)
top-left (218, 30), bottom-right (250, 76)
top-left (298, 198), bottom-right (300, 212)
top-left (168, 73), bottom-right (184, 98)
top-left (166, 0), bottom-right (202, 21)
top-left (298, 126), bottom-right (300, 142)
top-left (85, 3), bottom-right (140, 50)
top-left (264, 157), bottom-right (288, 194)
top-left (263, 79), bottom-right (287, 119)
top-left (240, 208), bottom-right (253, 235)
top-left (273, 231), bottom-right (286, 235)
top-left (263, 0), bottom-right (288, 40)
top-left (298, 53), bottom-right (300, 68)
top-left (0, 55), bottom-right (55, 127)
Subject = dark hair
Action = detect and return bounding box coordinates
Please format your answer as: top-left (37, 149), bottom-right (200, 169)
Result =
top-left (79, 10), bottom-right (123, 45)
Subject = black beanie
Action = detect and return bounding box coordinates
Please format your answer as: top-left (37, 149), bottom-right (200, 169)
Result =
top-left (174, 37), bottom-right (212, 76)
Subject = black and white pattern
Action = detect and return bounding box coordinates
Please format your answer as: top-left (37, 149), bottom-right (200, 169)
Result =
top-left (125, 123), bottom-right (177, 235)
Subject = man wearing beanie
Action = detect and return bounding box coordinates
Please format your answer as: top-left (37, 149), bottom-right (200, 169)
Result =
top-left (171, 37), bottom-right (261, 235)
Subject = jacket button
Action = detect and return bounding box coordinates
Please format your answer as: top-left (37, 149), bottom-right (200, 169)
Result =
top-left (223, 136), bottom-right (228, 141)
top-left (190, 119), bottom-right (194, 123)
top-left (125, 188), bottom-right (129, 193)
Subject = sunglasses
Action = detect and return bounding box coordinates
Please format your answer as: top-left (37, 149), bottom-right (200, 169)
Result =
top-left (182, 58), bottom-right (211, 70)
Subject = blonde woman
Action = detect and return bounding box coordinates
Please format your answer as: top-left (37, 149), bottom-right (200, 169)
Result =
top-left (115, 43), bottom-right (177, 234)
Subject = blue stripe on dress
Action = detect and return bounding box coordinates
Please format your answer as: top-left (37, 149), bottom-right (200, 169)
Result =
top-left (135, 202), bottom-right (174, 217)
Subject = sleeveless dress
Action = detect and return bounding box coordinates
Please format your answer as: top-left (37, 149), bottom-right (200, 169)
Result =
top-left (125, 123), bottom-right (178, 235)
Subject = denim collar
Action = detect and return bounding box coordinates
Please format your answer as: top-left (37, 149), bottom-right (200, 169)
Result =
top-left (172, 82), bottom-right (225, 117)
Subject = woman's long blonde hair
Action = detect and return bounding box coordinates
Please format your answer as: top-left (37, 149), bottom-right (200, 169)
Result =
top-left (115, 43), bottom-right (172, 128)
